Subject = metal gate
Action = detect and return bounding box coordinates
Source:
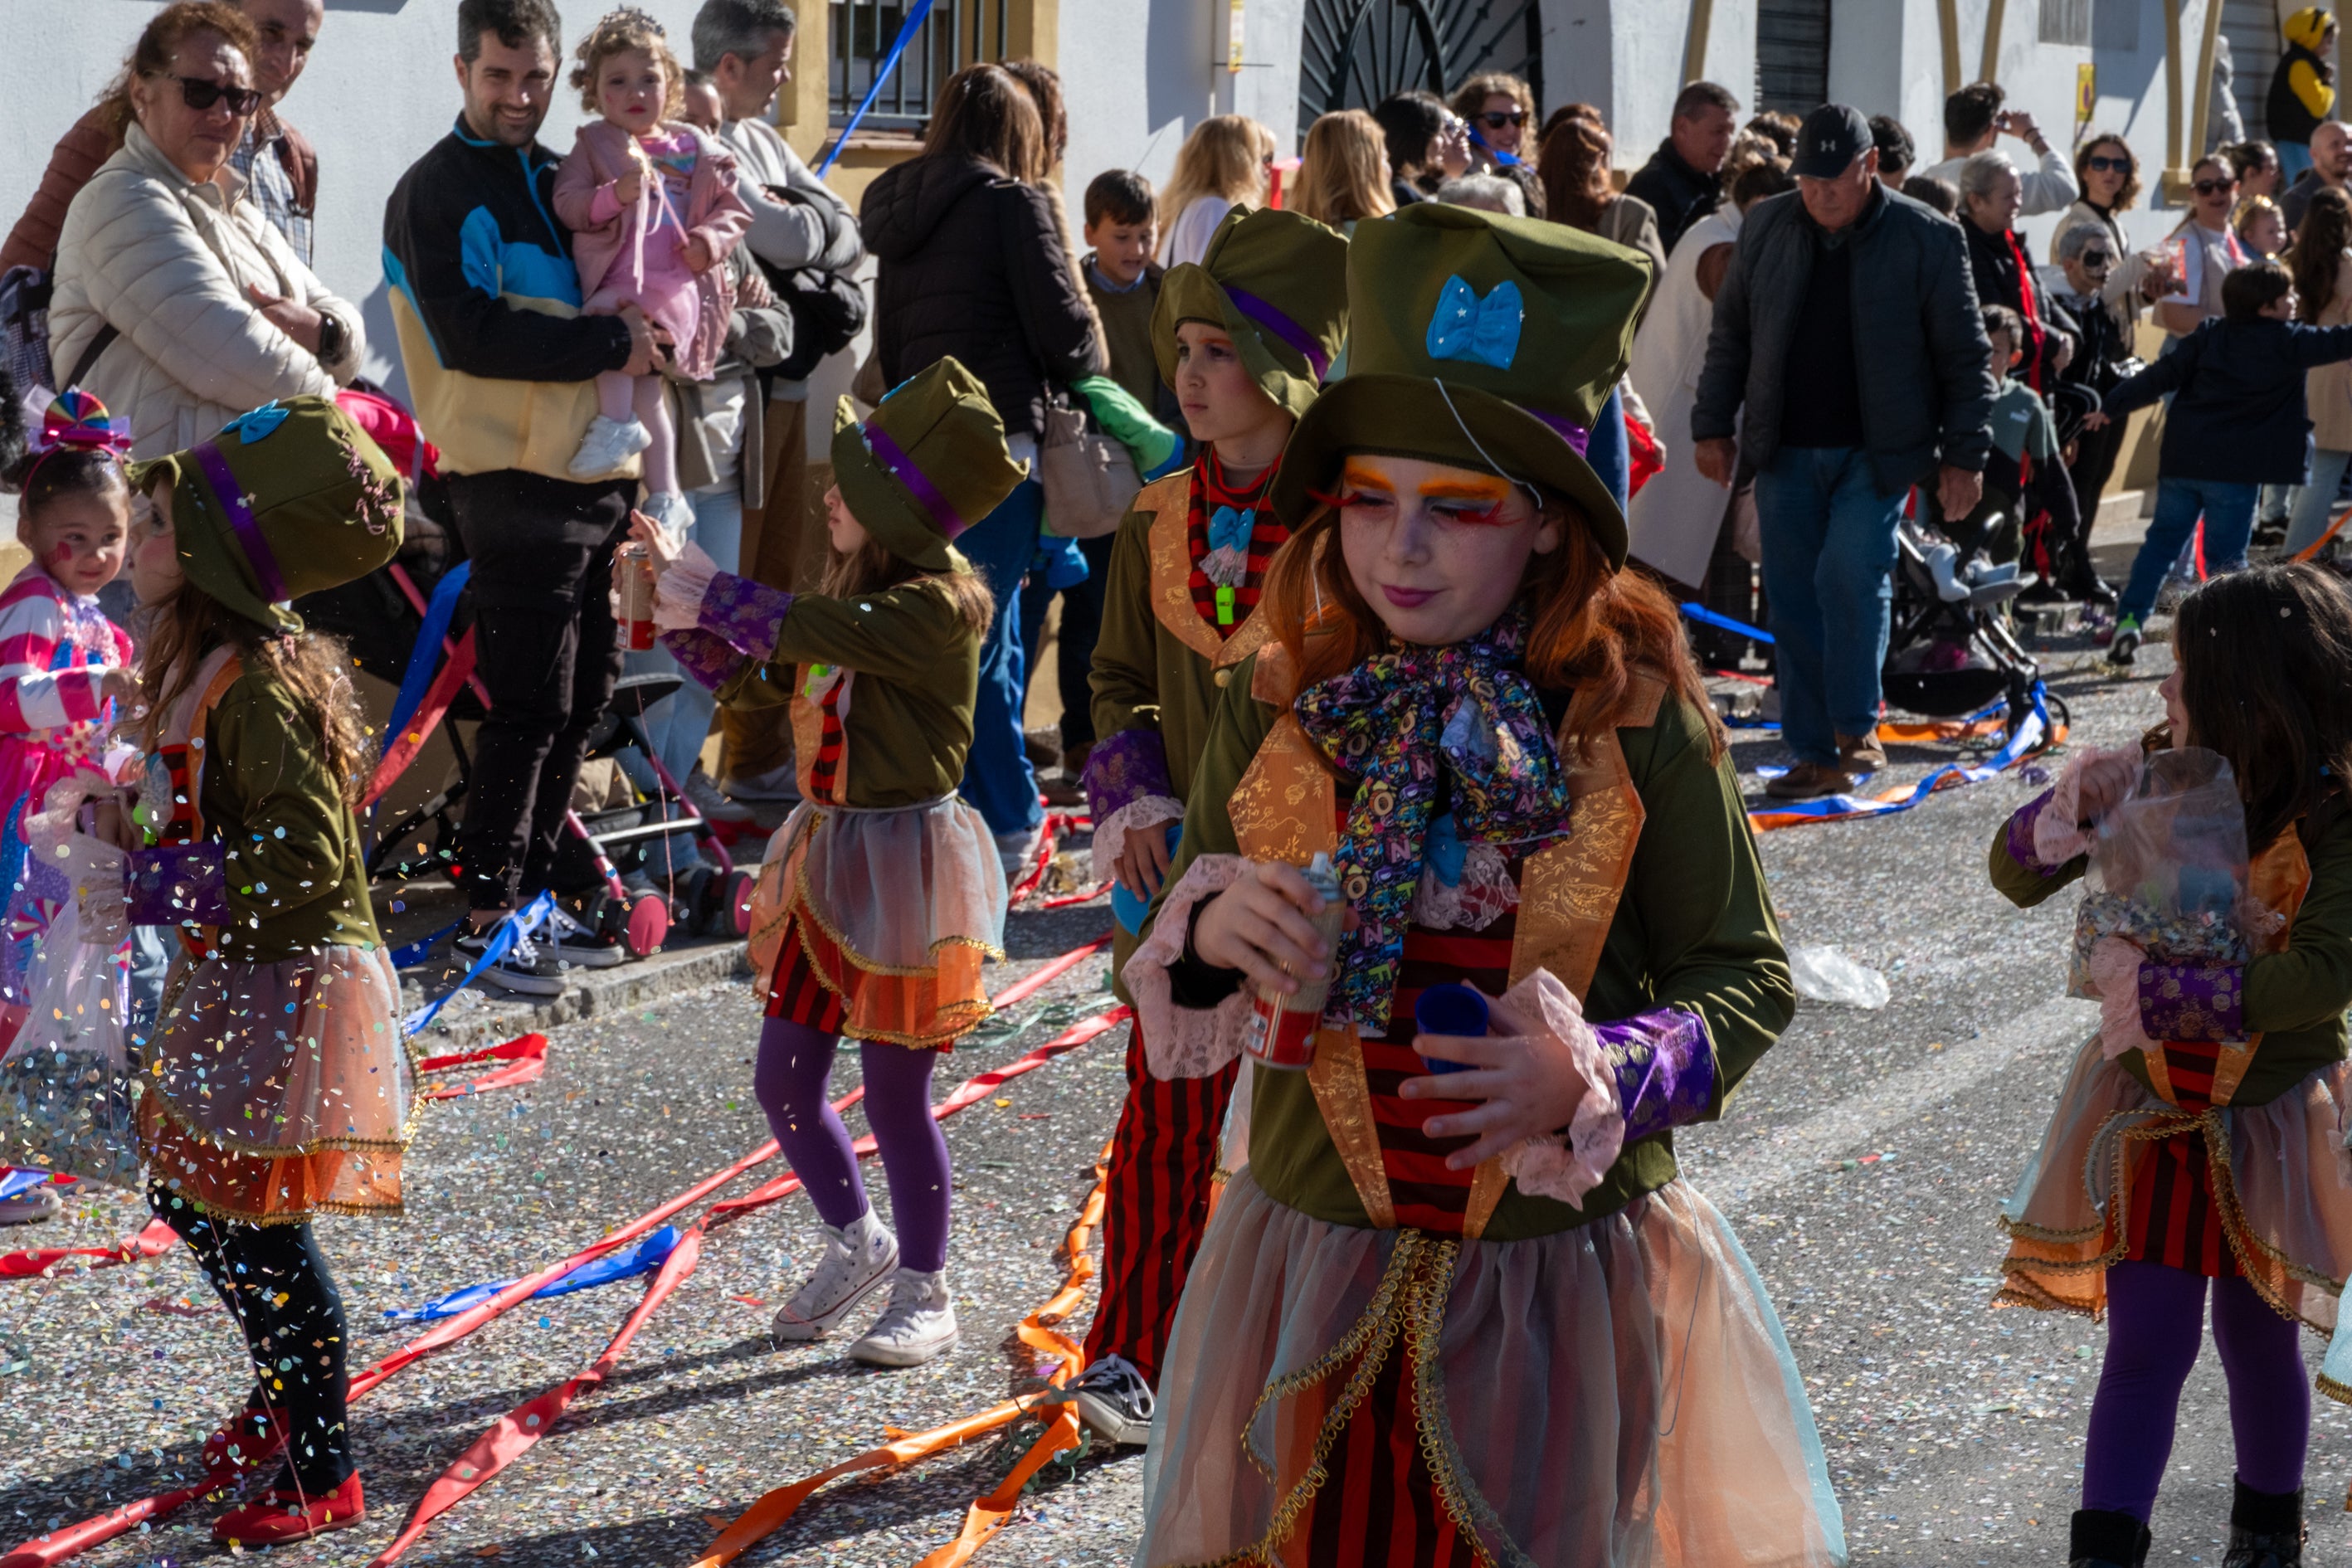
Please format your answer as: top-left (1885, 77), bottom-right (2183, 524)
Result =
top-left (1297, 0), bottom-right (1542, 144)
top-left (1754, 0), bottom-right (1831, 115)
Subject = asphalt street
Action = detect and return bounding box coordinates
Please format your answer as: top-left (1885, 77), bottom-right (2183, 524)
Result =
top-left (2, 611), bottom-right (2341, 1568)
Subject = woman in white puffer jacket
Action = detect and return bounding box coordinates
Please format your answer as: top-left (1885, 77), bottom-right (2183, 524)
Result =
top-left (49, 4), bottom-right (360, 460)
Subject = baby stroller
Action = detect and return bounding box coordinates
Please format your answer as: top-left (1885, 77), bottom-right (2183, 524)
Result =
top-left (1881, 516), bottom-right (2067, 741)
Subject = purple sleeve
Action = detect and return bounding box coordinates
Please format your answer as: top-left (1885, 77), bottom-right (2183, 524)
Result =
top-left (699, 570), bottom-right (795, 659)
top-left (1599, 1008), bottom-right (1716, 1145)
top-left (660, 627), bottom-right (747, 692)
top-left (2003, 788), bottom-right (2074, 878)
top-left (1080, 727), bottom-right (1176, 820)
top-left (2138, 962), bottom-right (2247, 1043)
top-left (127, 842), bottom-right (229, 928)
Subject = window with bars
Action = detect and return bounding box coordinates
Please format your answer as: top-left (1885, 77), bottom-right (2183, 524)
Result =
top-left (2038, 0), bottom-right (2091, 46)
top-left (830, 0), bottom-right (1009, 133)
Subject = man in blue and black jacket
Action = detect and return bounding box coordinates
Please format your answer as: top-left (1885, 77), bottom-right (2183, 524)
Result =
top-left (383, 0), bottom-right (664, 971)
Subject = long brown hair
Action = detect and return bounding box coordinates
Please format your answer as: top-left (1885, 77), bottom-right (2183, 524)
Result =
top-left (99, 2), bottom-right (258, 147)
top-left (1537, 115), bottom-right (1614, 232)
top-left (140, 587), bottom-right (376, 811)
top-left (2174, 562), bottom-right (2352, 852)
top-left (2291, 187), bottom-right (2352, 319)
top-left (923, 63), bottom-right (1046, 183)
top-left (1293, 110), bottom-right (1395, 226)
top-left (1259, 498), bottom-right (1725, 762)
top-left (820, 538), bottom-right (996, 639)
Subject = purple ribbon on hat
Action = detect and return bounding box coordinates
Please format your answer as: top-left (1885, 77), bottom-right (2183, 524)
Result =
top-left (862, 421), bottom-right (969, 541)
top-left (1225, 286), bottom-right (1332, 381)
top-left (1525, 406), bottom-right (1593, 456)
top-left (192, 441), bottom-right (290, 603)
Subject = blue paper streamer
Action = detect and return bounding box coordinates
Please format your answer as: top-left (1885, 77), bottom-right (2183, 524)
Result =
top-left (402, 889), bottom-right (556, 1039)
top-left (0, 1169), bottom-right (53, 1200)
top-left (1681, 601), bottom-right (1775, 645)
top-left (381, 1225), bottom-right (683, 1323)
top-left (391, 918), bottom-right (465, 971)
top-left (1754, 686), bottom-right (2050, 826)
top-left (385, 561), bottom-right (471, 747)
top-left (816, 0), bottom-right (937, 175)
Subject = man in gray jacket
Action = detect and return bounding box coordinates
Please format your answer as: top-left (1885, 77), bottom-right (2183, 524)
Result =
top-left (1694, 103), bottom-right (1994, 801)
top-left (692, 0), bottom-right (864, 802)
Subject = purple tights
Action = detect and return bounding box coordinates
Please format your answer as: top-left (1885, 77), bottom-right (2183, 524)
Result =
top-left (2082, 1259), bottom-right (2309, 1520)
top-left (752, 1016), bottom-right (952, 1273)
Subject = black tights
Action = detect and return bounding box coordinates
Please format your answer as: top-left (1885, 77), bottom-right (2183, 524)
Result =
top-left (149, 1187), bottom-right (354, 1493)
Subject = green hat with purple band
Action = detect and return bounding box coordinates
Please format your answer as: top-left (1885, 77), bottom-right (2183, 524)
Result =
top-left (1153, 206), bottom-right (1350, 420)
top-left (830, 357), bottom-right (1028, 575)
top-left (126, 394), bottom-right (406, 634)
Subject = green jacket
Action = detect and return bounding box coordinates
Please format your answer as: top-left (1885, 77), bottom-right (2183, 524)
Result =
top-left (1148, 652), bottom-right (1794, 1239)
top-left (203, 669), bottom-right (381, 962)
top-left (1989, 797), bottom-right (2352, 1106)
top-left (717, 577), bottom-right (981, 811)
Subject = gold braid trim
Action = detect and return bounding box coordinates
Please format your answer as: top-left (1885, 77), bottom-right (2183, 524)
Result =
top-left (2315, 1371), bottom-right (2352, 1409)
top-left (1237, 1230), bottom-right (1420, 1487)
top-left (788, 855), bottom-right (1009, 977)
top-left (782, 909), bottom-right (986, 1049)
top-left (1408, 1241), bottom-right (1531, 1568)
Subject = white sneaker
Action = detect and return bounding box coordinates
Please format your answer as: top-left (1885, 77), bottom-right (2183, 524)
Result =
top-left (683, 767), bottom-right (757, 825)
top-left (772, 1210), bottom-right (898, 1342)
top-left (1065, 1351), bottom-right (1155, 1445)
top-left (541, 905), bottom-right (628, 969)
top-left (568, 415), bottom-right (652, 480)
top-left (721, 762), bottom-right (801, 804)
top-left (847, 1268), bottom-right (958, 1367)
top-left (995, 822), bottom-right (1046, 880)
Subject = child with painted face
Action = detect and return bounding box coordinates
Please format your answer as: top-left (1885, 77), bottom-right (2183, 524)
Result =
top-left (633, 357), bottom-right (1014, 1368)
top-left (1068, 205), bottom-right (1347, 1443)
top-left (0, 390), bottom-right (139, 1049)
top-left (1122, 205), bottom-right (1843, 1566)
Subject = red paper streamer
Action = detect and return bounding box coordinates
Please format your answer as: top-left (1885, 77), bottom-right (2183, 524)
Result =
top-left (0, 1218), bottom-right (175, 1280)
top-left (417, 1033), bottom-right (551, 1102)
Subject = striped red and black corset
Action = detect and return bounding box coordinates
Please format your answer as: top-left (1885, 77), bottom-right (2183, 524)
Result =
top-left (1359, 918), bottom-right (1519, 1235)
top-left (804, 674), bottom-right (847, 806)
top-left (2120, 1040), bottom-right (2241, 1277)
top-left (158, 743), bottom-right (216, 962)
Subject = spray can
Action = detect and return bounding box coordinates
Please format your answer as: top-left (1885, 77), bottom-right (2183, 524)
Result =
top-left (619, 543), bottom-right (657, 650)
top-left (1242, 852), bottom-right (1347, 1070)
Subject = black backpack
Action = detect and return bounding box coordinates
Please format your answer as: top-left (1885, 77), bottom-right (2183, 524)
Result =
top-left (765, 263), bottom-right (865, 383)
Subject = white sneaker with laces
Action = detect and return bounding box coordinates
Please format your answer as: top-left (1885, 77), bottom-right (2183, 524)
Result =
top-left (772, 1210), bottom-right (898, 1342)
top-left (1066, 1351), bottom-right (1155, 1445)
top-left (568, 415), bottom-right (651, 480)
top-left (541, 905), bottom-right (628, 969)
top-left (847, 1268), bottom-right (958, 1367)
top-left (683, 768), bottom-right (757, 825)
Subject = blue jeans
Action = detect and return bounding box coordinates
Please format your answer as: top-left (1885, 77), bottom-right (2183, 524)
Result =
top-left (1754, 446), bottom-right (1905, 766)
top-left (2287, 447), bottom-right (2352, 555)
top-left (2118, 475), bottom-right (2257, 626)
top-left (620, 484), bottom-right (743, 869)
top-left (956, 477), bottom-right (1045, 837)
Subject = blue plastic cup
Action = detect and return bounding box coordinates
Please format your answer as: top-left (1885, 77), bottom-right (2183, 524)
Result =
top-left (1413, 981), bottom-right (1488, 1074)
top-left (1109, 821), bottom-right (1185, 935)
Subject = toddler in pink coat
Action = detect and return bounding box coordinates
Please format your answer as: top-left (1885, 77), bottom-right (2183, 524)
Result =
top-left (555, 8), bottom-right (751, 532)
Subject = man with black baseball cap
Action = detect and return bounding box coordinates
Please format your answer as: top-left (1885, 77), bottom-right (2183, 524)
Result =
top-left (1693, 102), bottom-right (1995, 801)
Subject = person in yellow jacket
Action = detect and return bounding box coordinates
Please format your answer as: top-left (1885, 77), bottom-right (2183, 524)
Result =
top-left (2270, 7), bottom-right (2340, 186)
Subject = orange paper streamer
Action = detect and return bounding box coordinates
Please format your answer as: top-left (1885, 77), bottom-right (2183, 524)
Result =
top-left (418, 1033), bottom-right (550, 1101)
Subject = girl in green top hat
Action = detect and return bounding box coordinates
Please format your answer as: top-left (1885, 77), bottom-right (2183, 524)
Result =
top-left (635, 355), bottom-right (1015, 1368)
top-left (1121, 204), bottom-right (1844, 1566)
top-left (117, 394), bottom-right (408, 1547)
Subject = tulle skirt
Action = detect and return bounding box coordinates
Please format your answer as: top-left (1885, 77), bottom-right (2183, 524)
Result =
top-left (0, 746), bottom-right (106, 1011)
top-left (772, 796), bottom-right (1008, 1048)
top-left (1999, 1033), bottom-right (2352, 1334)
top-left (139, 943), bottom-right (413, 1224)
top-left (1138, 1174), bottom-right (1848, 1568)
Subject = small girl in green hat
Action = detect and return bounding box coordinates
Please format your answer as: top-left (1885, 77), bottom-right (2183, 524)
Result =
top-left (634, 355), bottom-right (1017, 1367)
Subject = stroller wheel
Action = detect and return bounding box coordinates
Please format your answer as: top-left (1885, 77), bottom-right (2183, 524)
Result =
top-left (723, 869), bottom-right (756, 937)
top-left (625, 893), bottom-right (670, 957)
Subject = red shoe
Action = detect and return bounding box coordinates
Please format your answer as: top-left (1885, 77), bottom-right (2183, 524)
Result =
top-left (198, 1405), bottom-right (285, 1477)
top-left (211, 1473), bottom-right (365, 1545)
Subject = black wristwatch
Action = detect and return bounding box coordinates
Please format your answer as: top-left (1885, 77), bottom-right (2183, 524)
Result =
top-left (315, 309), bottom-right (344, 364)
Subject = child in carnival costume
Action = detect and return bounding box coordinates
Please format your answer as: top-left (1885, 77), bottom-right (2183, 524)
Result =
top-left (1125, 203), bottom-right (1846, 1566)
top-left (124, 394), bottom-right (411, 1546)
top-left (635, 356), bottom-right (1015, 1366)
top-left (1072, 203), bottom-right (1348, 1444)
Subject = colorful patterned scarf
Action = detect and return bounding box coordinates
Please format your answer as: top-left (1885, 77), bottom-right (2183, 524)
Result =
top-left (1292, 611), bottom-right (1573, 1033)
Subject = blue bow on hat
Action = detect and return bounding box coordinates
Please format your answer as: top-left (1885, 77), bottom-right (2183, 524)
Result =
top-left (1208, 504), bottom-right (1256, 556)
top-left (221, 402), bottom-right (290, 443)
top-left (1425, 275), bottom-right (1524, 371)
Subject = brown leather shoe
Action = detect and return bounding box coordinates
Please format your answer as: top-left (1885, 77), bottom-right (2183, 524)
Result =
top-left (1836, 731), bottom-right (1888, 772)
top-left (1764, 761), bottom-right (1854, 801)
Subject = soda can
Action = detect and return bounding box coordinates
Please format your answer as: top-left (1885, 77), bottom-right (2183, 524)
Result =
top-left (1242, 852), bottom-right (1347, 1070)
top-left (619, 543), bottom-right (657, 650)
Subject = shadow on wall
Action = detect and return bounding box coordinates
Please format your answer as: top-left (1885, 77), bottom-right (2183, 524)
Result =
top-left (358, 278), bottom-right (406, 405)
top-left (1147, 0), bottom-right (1210, 130)
top-left (324, 0), bottom-right (412, 12)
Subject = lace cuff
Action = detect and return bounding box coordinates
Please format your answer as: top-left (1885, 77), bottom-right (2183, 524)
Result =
top-left (2030, 744), bottom-right (2141, 871)
top-left (2088, 937), bottom-right (2158, 1060)
top-left (1122, 853), bottom-right (1253, 1079)
top-left (650, 539), bottom-right (719, 633)
top-left (660, 627), bottom-right (747, 692)
top-left (1081, 728), bottom-right (1176, 822)
top-left (2139, 960), bottom-right (2247, 1045)
top-left (1494, 969), bottom-right (1624, 1209)
top-left (1091, 795), bottom-right (1186, 884)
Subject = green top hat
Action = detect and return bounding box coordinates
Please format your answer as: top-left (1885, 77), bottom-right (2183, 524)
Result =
top-left (831, 357), bottom-right (1028, 575)
top-left (127, 395), bottom-right (406, 635)
top-left (1152, 206), bottom-right (1349, 421)
top-left (1267, 202), bottom-right (1653, 568)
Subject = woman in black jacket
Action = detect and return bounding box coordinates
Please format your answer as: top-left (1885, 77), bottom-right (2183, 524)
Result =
top-left (860, 63), bottom-right (1106, 868)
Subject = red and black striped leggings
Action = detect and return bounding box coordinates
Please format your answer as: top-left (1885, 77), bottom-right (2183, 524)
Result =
top-left (1082, 1018), bottom-right (1238, 1387)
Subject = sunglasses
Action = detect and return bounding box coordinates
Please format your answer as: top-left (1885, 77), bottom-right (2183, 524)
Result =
top-left (150, 71), bottom-right (261, 116)
top-left (2085, 154), bottom-right (2130, 173)
top-left (1478, 110), bottom-right (1527, 129)
top-left (2079, 250), bottom-right (2113, 266)
top-left (2194, 176), bottom-right (2238, 196)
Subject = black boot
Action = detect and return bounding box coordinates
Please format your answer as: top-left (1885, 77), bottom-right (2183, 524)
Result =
top-left (2223, 1479), bottom-right (2305, 1567)
top-left (2070, 1507), bottom-right (2151, 1567)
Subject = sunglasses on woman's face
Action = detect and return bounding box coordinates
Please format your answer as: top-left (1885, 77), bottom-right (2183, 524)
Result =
top-left (2086, 154), bottom-right (2130, 173)
top-left (1479, 110), bottom-right (1527, 129)
top-left (2194, 176), bottom-right (2238, 197)
top-left (2081, 251), bottom-right (2113, 267)
top-left (153, 71), bottom-right (261, 116)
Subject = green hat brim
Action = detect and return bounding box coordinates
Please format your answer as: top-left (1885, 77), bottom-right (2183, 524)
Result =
top-left (830, 402), bottom-right (968, 576)
top-left (1152, 265), bottom-right (1321, 422)
top-left (1268, 374), bottom-right (1629, 571)
top-left (126, 451), bottom-right (304, 634)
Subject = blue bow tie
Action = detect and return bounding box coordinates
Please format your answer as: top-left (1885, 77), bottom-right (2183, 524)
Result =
top-left (222, 402), bottom-right (290, 443)
top-left (1426, 275), bottom-right (1524, 371)
top-left (1424, 811), bottom-right (1468, 886)
top-left (1208, 504), bottom-right (1255, 556)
